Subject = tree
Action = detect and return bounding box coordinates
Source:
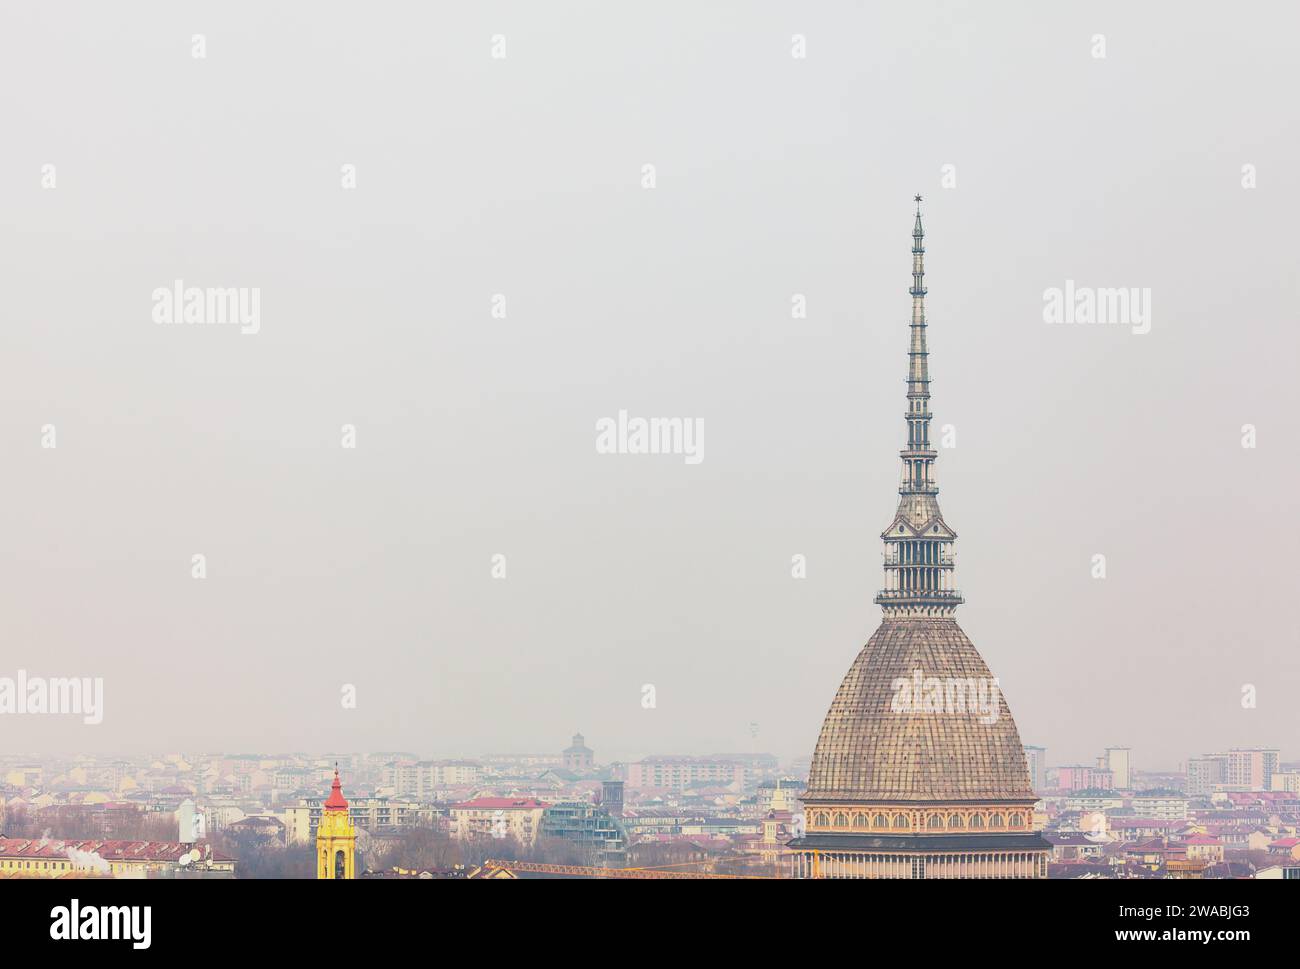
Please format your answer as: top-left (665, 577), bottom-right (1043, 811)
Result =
top-left (211, 829), bottom-right (314, 878)
top-left (370, 826), bottom-right (464, 872)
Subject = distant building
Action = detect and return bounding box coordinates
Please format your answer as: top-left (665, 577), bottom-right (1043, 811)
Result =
top-left (1227, 748), bottom-right (1279, 791)
top-left (562, 733), bottom-right (595, 771)
top-left (449, 797), bottom-right (548, 846)
top-left (756, 778), bottom-right (803, 814)
top-left (1271, 771), bottom-right (1300, 794)
top-left (1187, 748), bottom-right (1278, 794)
top-left (283, 794), bottom-right (425, 844)
top-left (1256, 865), bottom-right (1300, 879)
top-left (226, 815), bottom-right (286, 844)
top-left (1165, 857), bottom-right (1209, 879)
top-left (201, 802), bottom-right (245, 833)
top-left (1104, 747), bottom-right (1131, 789)
top-left (1124, 839), bottom-right (1173, 872)
top-left (272, 768), bottom-right (314, 792)
top-left (540, 801), bottom-right (627, 866)
top-left (735, 811), bottom-right (797, 869)
top-left (1023, 746), bottom-right (1047, 792)
top-left (1187, 754), bottom-right (1228, 796)
top-left (1267, 838), bottom-right (1300, 862)
top-left (1062, 794), bottom-right (1124, 816)
top-left (1182, 835), bottom-right (1224, 864)
top-left (0, 837), bottom-right (234, 878)
top-left (1057, 766), bottom-right (1114, 791)
top-left (1129, 794), bottom-right (1187, 821)
top-left (1044, 832), bottom-right (1106, 862)
top-left (599, 780), bottom-right (624, 816)
top-left (1107, 818), bottom-right (1184, 842)
top-left (382, 760), bottom-right (483, 797)
top-left (3, 765), bottom-right (43, 787)
top-left (626, 757), bottom-right (746, 791)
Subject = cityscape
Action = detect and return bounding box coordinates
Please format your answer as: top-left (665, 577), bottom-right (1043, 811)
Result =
top-left (3, 200), bottom-right (1292, 887)
top-left (1, 740), bottom-right (1297, 880)
top-left (2, 3), bottom-right (1292, 952)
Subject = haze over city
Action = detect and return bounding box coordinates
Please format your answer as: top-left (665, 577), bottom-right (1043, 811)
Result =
top-left (1, 2), bottom-right (1296, 773)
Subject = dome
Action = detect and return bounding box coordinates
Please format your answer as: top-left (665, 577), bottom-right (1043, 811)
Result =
top-left (805, 618), bottom-right (1035, 803)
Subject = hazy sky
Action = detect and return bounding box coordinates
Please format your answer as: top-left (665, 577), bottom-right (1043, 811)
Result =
top-left (1, 2), bottom-right (1296, 770)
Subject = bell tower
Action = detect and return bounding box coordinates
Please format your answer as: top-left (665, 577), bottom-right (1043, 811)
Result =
top-left (316, 766), bottom-right (356, 880)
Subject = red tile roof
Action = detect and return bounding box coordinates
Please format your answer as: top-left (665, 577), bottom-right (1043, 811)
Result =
top-left (0, 837), bottom-right (233, 863)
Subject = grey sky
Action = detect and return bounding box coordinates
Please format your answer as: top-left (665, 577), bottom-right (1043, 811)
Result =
top-left (1, 2), bottom-right (1296, 769)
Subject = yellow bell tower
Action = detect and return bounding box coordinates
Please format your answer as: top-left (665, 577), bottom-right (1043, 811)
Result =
top-left (316, 766), bottom-right (356, 880)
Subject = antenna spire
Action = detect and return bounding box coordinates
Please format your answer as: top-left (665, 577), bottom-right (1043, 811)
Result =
top-left (874, 197), bottom-right (964, 617)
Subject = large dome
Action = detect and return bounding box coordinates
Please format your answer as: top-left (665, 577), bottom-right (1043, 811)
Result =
top-left (805, 618), bottom-right (1035, 803)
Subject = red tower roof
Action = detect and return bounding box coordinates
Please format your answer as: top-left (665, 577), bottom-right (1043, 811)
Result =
top-left (324, 768), bottom-right (349, 811)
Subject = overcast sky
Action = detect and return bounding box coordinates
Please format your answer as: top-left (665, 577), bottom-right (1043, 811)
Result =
top-left (1, 2), bottom-right (1296, 770)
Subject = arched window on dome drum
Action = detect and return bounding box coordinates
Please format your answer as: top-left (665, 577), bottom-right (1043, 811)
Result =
top-left (1010, 813), bottom-right (1024, 828)
top-left (990, 814), bottom-right (1005, 828)
top-left (873, 814), bottom-right (888, 829)
top-left (892, 814), bottom-right (908, 829)
top-left (852, 813), bottom-right (867, 827)
top-left (927, 814), bottom-right (943, 829)
top-left (833, 812), bottom-right (848, 828)
top-left (969, 814), bottom-right (985, 829)
top-left (815, 812), bottom-right (829, 828)
top-left (948, 814), bottom-right (963, 828)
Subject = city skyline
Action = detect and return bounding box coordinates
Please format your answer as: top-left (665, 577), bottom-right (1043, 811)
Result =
top-left (4, 741), bottom-right (1298, 883)
top-left (1, 741), bottom-right (1291, 782)
top-left (1, 7), bottom-right (1295, 959)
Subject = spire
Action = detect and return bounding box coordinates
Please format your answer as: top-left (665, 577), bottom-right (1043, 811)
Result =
top-left (324, 767), bottom-right (349, 811)
top-left (904, 194), bottom-right (933, 495)
top-left (874, 196), bottom-right (963, 618)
